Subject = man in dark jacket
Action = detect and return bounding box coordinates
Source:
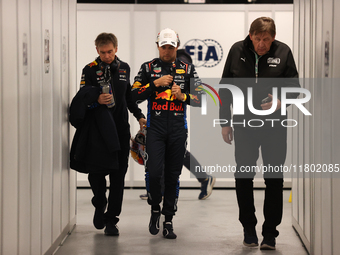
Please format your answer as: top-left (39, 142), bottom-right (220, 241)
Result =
top-left (219, 17), bottom-right (300, 250)
top-left (70, 33), bottom-right (146, 236)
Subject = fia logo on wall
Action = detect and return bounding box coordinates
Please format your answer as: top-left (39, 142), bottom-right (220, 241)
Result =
top-left (183, 39), bottom-right (223, 68)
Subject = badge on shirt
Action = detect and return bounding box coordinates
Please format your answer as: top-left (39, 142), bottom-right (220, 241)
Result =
top-left (154, 67), bottom-right (162, 73)
top-left (267, 58), bottom-right (281, 64)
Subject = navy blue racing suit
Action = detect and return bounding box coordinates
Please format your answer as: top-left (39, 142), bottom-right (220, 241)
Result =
top-left (132, 57), bottom-right (201, 216)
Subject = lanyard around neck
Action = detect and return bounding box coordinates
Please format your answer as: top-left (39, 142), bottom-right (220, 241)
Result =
top-left (254, 52), bottom-right (262, 83)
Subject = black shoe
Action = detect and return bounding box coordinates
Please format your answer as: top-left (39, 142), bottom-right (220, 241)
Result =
top-left (93, 205), bottom-right (106, 230)
top-left (149, 210), bottom-right (161, 235)
top-left (162, 221), bottom-right (177, 239)
top-left (243, 227), bottom-right (258, 247)
top-left (260, 236), bottom-right (276, 250)
top-left (104, 220), bottom-right (119, 236)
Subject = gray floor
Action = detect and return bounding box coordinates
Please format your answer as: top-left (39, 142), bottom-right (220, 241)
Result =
top-left (55, 188), bottom-right (307, 255)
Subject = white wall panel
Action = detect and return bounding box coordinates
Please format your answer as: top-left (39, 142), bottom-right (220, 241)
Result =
top-left (69, 0), bottom-right (78, 229)
top-left (293, 0), bottom-right (340, 254)
top-left (30, 0), bottom-right (43, 252)
top-left (297, 0), bottom-right (304, 234)
top-left (17, 0), bottom-right (32, 253)
top-left (320, 0), bottom-right (333, 252)
top-left (302, 0), bottom-right (311, 244)
top-left (332, 178), bottom-right (340, 254)
top-left (299, 1), bottom-right (305, 238)
top-left (303, 177), bottom-right (310, 242)
top-left (132, 11), bottom-right (157, 77)
top-left (0, 0), bottom-right (77, 254)
top-left (312, 0), bottom-right (323, 251)
top-left (291, 171), bottom-right (298, 227)
top-left (332, 1), bottom-right (340, 252)
top-left (61, 0), bottom-right (70, 231)
top-left (41, 0), bottom-right (54, 253)
top-left (275, 11), bottom-right (293, 50)
top-left (321, 179), bottom-right (332, 254)
top-left (334, 1), bottom-right (340, 78)
top-left (161, 11), bottom-right (244, 79)
top-left (248, 11), bottom-right (272, 32)
top-left (291, 0), bottom-right (299, 226)
top-left (313, 178), bottom-right (322, 255)
top-left (1, 1), bottom-right (19, 254)
top-left (129, 11), bottom-right (157, 185)
top-left (52, 0), bottom-right (63, 242)
top-left (76, 10), bottom-right (131, 87)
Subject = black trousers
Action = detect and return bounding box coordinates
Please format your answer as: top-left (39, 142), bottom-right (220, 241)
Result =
top-left (234, 127), bottom-right (286, 238)
top-left (88, 133), bottom-right (130, 224)
top-left (145, 126), bottom-right (187, 216)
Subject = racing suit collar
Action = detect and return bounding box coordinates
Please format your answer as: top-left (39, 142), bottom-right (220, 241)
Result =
top-left (159, 58), bottom-right (176, 67)
top-left (96, 55), bottom-right (119, 65)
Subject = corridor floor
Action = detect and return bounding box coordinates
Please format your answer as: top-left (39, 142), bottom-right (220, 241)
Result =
top-left (54, 188), bottom-right (307, 255)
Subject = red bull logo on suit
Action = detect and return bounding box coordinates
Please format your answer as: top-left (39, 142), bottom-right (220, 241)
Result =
top-left (154, 89), bottom-right (177, 101)
top-left (152, 101), bottom-right (184, 111)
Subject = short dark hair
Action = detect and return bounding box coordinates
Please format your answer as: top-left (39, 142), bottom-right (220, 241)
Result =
top-left (249, 17), bottom-right (276, 37)
top-left (95, 33), bottom-right (118, 48)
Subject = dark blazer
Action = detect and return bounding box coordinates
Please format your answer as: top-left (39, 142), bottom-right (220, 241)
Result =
top-left (69, 86), bottom-right (120, 173)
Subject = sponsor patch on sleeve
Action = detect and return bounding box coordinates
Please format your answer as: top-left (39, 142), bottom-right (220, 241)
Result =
top-left (132, 81), bottom-right (142, 89)
top-left (88, 60), bottom-right (98, 67)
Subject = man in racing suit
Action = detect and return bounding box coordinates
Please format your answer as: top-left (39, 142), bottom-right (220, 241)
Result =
top-left (219, 17), bottom-right (300, 250)
top-left (131, 28), bottom-right (201, 239)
